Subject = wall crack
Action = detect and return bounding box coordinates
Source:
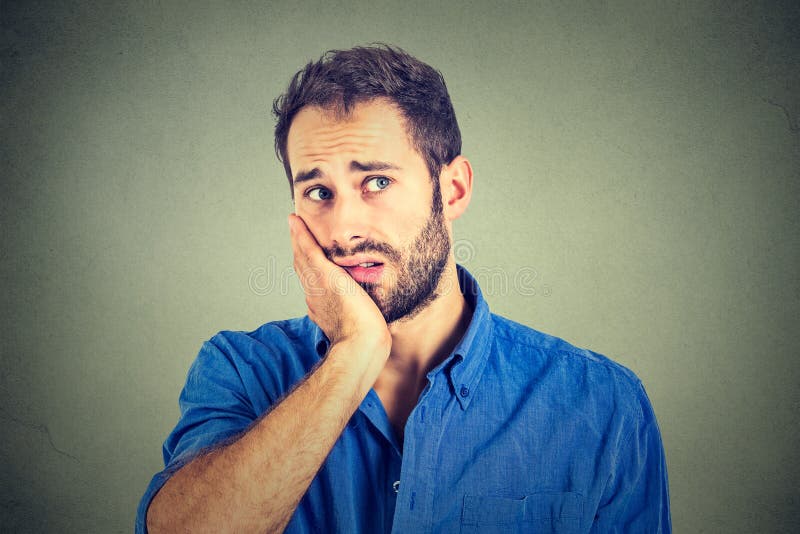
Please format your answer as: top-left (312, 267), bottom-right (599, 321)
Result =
top-left (763, 97), bottom-right (799, 133)
top-left (0, 407), bottom-right (80, 463)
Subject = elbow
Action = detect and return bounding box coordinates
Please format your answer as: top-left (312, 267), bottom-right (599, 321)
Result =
top-left (145, 489), bottom-right (170, 533)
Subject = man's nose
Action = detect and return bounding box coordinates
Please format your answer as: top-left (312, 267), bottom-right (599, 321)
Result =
top-left (328, 193), bottom-right (370, 248)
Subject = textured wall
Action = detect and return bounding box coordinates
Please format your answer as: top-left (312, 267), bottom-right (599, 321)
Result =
top-left (1, 1), bottom-right (798, 532)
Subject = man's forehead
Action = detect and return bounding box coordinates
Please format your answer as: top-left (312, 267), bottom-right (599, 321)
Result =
top-left (286, 100), bottom-right (417, 178)
top-left (296, 96), bottom-right (401, 123)
top-left (289, 100), bottom-right (407, 142)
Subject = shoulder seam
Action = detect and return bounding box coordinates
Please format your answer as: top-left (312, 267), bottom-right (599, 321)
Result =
top-left (490, 315), bottom-right (642, 385)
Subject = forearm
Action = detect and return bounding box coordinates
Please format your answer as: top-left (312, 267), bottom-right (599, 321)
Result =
top-left (146, 339), bottom-right (386, 533)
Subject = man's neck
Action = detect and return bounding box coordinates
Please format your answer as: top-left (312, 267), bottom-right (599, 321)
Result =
top-left (385, 262), bottom-right (473, 383)
top-left (372, 261), bottom-right (472, 444)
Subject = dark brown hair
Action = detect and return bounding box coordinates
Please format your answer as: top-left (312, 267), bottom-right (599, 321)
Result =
top-left (272, 45), bottom-right (462, 191)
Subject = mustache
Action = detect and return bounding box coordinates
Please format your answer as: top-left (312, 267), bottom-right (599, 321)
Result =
top-left (323, 239), bottom-right (402, 264)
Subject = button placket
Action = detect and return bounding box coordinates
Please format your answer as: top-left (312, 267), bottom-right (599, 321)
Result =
top-left (391, 377), bottom-right (437, 532)
top-left (393, 376), bottom-right (450, 532)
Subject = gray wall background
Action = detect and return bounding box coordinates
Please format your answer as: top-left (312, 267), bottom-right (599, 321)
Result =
top-left (1, 1), bottom-right (798, 532)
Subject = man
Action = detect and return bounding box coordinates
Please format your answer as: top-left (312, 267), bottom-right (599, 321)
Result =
top-left (138, 45), bottom-right (670, 533)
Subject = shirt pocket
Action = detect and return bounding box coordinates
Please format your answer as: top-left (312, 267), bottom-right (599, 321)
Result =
top-left (460, 492), bottom-right (583, 534)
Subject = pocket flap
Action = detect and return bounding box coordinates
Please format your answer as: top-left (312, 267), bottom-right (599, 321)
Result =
top-left (462, 492), bottom-right (583, 525)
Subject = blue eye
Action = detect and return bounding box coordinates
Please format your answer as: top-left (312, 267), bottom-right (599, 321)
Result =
top-left (365, 176), bottom-right (392, 192)
top-left (307, 187), bottom-right (332, 201)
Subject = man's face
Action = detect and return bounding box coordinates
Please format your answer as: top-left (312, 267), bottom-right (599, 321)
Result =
top-left (286, 99), bottom-right (451, 323)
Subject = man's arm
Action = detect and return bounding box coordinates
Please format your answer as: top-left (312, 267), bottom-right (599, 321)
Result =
top-left (146, 215), bottom-right (391, 533)
top-left (591, 384), bottom-right (671, 533)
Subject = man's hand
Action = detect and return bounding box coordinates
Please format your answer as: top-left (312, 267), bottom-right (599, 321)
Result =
top-left (289, 214), bottom-right (392, 355)
top-left (146, 218), bottom-right (394, 534)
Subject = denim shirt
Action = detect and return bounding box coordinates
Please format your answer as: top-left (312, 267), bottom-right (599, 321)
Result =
top-left (137, 266), bottom-right (670, 533)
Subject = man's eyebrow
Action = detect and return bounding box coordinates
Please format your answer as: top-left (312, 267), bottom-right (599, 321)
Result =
top-left (350, 160), bottom-right (401, 173)
top-left (293, 161), bottom-right (401, 186)
top-left (293, 168), bottom-right (321, 185)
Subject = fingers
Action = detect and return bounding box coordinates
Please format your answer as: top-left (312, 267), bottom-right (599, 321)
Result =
top-left (288, 214), bottom-right (326, 266)
top-left (289, 214), bottom-right (328, 297)
top-left (288, 212), bottom-right (362, 301)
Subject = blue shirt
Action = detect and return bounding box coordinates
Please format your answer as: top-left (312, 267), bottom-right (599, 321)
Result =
top-left (137, 266), bottom-right (670, 533)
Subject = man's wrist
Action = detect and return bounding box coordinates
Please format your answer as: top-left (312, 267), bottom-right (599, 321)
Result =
top-left (325, 335), bottom-right (391, 389)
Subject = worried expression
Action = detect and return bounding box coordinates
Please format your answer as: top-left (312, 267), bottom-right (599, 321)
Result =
top-left (287, 99), bottom-right (451, 323)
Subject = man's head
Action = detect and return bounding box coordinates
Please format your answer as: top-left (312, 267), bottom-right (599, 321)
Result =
top-left (274, 46), bottom-right (472, 324)
top-left (273, 45), bottom-right (462, 191)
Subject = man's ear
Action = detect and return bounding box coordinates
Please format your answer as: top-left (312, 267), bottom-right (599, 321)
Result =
top-left (439, 155), bottom-right (473, 221)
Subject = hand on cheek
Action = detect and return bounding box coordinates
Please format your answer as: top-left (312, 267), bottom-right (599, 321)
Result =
top-left (288, 214), bottom-right (392, 355)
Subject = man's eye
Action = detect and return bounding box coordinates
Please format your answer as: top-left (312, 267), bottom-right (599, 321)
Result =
top-left (364, 176), bottom-right (392, 193)
top-left (307, 187), bottom-right (332, 201)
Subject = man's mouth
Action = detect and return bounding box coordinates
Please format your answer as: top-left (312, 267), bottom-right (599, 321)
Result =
top-left (335, 256), bottom-right (386, 284)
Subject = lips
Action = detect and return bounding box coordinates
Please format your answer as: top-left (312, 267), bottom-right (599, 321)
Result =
top-left (335, 255), bottom-right (386, 284)
top-left (342, 263), bottom-right (385, 284)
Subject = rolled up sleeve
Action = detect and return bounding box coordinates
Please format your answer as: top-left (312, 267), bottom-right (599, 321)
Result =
top-left (135, 337), bottom-right (259, 533)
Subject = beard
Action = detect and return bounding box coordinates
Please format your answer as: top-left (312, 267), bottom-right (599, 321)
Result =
top-left (324, 182), bottom-right (450, 324)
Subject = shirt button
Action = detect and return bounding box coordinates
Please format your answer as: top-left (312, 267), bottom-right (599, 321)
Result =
top-left (392, 480), bottom-right (400, 493)
top-left (459, 385), bottom-right (470, 398)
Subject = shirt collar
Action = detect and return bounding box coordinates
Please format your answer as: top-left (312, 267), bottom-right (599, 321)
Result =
top-left (310, 264), bottom-right (493, 410)
top-left (442, 264), bottom-right (493, 410)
